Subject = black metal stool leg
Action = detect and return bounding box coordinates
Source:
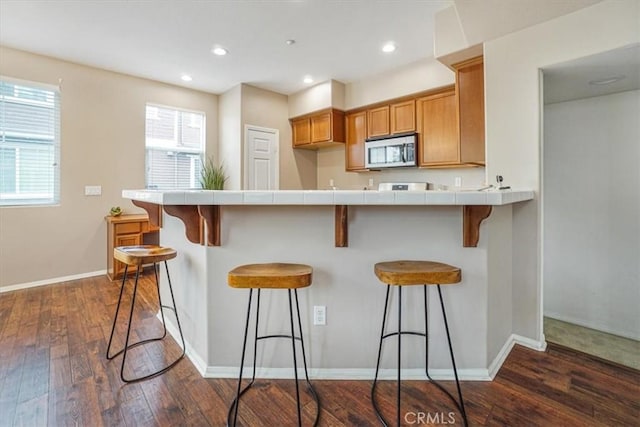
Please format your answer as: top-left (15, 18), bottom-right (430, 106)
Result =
top-left (371, 285), bottom-right (391, 426)
top-left (229, 288), bottom-right (254, 427)
top-left (437, 285), bottom-right (468, 427)
top-left (120, 264), bottom-right (143, 382)
top-left (288, 289), bottom-right (302, 427)
top-left (396, 285), bottom-right (402, 427)
top-left (153, 263), bottom-right (168, 340)
top-left (163, 260), bottom-right (186, 356)
top-left (294, 290), bottom-right (320, 426)
top-left (106, 264), bottom-right (130, 360)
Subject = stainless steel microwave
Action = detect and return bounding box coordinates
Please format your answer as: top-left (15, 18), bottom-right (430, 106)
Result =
top-left (365, 133), bottom-right (417, 169)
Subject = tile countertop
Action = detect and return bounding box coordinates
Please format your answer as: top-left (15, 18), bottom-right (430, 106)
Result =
top-left (122, 189), bottom-right (534, 206)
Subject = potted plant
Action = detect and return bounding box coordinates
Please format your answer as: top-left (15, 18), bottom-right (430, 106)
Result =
top-left (200, 156), bottom-right (228, 190)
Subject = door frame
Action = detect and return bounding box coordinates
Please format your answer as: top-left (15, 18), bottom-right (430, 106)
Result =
top-left (243, 124), bottom-right (280, 190)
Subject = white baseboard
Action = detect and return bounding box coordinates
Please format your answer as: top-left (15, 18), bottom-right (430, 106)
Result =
top-left (0, 270), bottom-right (107, 293)
top-left (159, 313), bottom-right (209, 377)
top-left (203, 366), bottom-right (492, 381)
top-left (164, 314), bottom-right (547, 383)
top-left (487, 333), bottom-right (547, 379)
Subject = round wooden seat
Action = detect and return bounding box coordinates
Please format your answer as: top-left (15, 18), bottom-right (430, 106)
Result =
top-left (114, 245), bottom-right (177, 266)
top-left (228, 263), bottom-right (313, 289)
top-left (374, 260), bottom-right (461, 286)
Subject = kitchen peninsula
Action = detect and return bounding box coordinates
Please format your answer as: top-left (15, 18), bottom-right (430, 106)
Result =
top-left (123, 188), bottom-right (534, 380)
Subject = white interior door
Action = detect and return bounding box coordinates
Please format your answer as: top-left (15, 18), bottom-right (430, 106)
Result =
top-left (245, 126), bottom-right (279, 190)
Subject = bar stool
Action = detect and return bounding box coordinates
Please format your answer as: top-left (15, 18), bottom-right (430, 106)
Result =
top-left (106, 245), bottom-right (185, 383)
top-left (227, 263), bottom-right (320, 427)
top-left (371, 260), bottom-right (468, 427)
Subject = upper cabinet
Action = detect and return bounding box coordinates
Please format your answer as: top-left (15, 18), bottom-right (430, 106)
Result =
top-left (291, 108), bottom-right (345, 149)
top-left (416, 89), bottom-right (458, 167)
top-left (367, 106), bottom-right (390, 137)
top-left (367, 100), bottom-right (416, 138)
top-left (390, 100), bottom-right (416, 135)
top-left (345, 110), bottom-right (367, 171)
top-left (454, 56), bottom-right (485, 165)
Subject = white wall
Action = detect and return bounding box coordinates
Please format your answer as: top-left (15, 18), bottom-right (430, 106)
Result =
top-left (543, 90), bottom-right (640, 340)
top-left (0, 46), bottom-right (218, 289)
top-left (218, 85), bottom-right (242, 190)
top-left (483, 0), bottom-right (640, 342)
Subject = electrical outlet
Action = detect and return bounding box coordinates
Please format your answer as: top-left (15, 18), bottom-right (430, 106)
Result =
top-left (454, 177), bottom-right (462, 187)
top-left (368, 178), bottom-right (374, 188)
top-left (329, 179), bottom-right (335, 188)
top-left (85, 185), bottom-right (102, 196)
top-left (313, 306), bottom-right (326, 325)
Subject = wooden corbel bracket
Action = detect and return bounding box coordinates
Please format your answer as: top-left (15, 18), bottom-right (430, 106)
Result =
top-left (463, 205), bottom-right (492, 247)
top-left (163, 205), bottom-right (203, 245)
top-left (198, 205), bottom-right (221, 246)
top-left (132, 200), bottom-right (162, 227)
top-left (335, 205), bottom-right (348, 247)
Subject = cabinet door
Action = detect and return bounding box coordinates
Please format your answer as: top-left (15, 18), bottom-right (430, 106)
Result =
top-left (367, 106), bottom-right (390, 138)
top-left (345, 111), bottom-right (367, 171)
top-left (114, 233), bottom-right (142, 278)
top-left (310, 112), bottom-right (331, 143)
top-left (417, 91), bottom-right (458, 166)
top-left (457, 57), bottom-right (485, 164)
top-left (292, 118), bottom-right (311, 146)
top-left (390, 100), bottom-right (416, 134)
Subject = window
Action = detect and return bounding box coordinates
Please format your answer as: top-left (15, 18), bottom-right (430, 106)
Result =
top-left (145, 104), bottom-right (205, 190)
top-left (0, 78), bottom-right (60, 206)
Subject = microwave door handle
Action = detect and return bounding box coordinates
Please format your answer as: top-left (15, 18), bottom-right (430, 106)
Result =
top-left (402, 144), bottom-right (407, 163)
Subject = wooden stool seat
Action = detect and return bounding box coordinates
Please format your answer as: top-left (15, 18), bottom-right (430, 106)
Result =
top-left (114, 245), bottom-right (177, 266)
top-left (374, 260), bottom-right (461, 286)
top-left (228, 263), bottom-right (313, 289)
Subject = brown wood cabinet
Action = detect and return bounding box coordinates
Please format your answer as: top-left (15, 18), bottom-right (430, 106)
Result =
top-left (345, 111), bottom-right (367, 171)
top-left (290, 108), bottom-right (345, 149)
top-left (454, 56), bottom-right (485, 165)
top-left (105, 214), bottom-right (159, 281)
top-left (367, 106), bottom-right (390, 138)
top-left (367, 101), bottom-right (416, 139)
top-left (390, 100), bottom-right (416, 134)
top-left (416, 89), bottom-right (458, 166)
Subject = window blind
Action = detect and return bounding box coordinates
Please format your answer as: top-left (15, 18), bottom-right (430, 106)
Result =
top-left (145, 104), bottom-right (205, 190)
top-left (0, 78), bottom-right (60, 206)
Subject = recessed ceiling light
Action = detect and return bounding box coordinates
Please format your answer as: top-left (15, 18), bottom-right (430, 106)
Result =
top-left (382, 42), bottom-right (396, 53)
top-left (181, 74), bottom-right (193, 82)
top-left (303, 76), bottom-right (313, 84)
top-left (211, 46), bottom-right (228, 56)
top-left (589, 75), bottom-right (626, 85)
top-left (286, 39), bottom-right (296, 45)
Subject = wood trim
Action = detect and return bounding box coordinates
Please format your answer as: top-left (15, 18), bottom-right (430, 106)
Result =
top-left (463, 205), bottom-right (492, 247)
top-left (131, 200), bottom-right (162, 227)
top-left (289, 107), bottom-right (342, 122)
top-left (198, 205), bottom-right (221, 246)
top-left (335, 205), bottom-right (348, 247)
top-left (452, 55), bottom-right (483, 70)
top-left (163, 205), bottom-right (203, 244)
top-left (345, 85), bottom-right (455, 115)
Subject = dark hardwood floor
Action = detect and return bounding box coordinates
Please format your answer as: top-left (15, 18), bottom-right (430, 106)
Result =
top-left (0, 274), bottom-right (638, 426)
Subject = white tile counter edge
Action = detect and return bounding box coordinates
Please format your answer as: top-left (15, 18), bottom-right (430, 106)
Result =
top-left (123, 189), bottom-right (534, 206)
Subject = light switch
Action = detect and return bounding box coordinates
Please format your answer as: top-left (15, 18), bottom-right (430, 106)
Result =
top-left (85, 185), bottom-right (102, 196)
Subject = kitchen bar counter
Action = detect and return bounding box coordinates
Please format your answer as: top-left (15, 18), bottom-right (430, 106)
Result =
top-left (123, 189), bottom-right (533, 248)
top-left (123, 188), bottom-right (533, 206)
top-left (121, 188), bottom-right (537, 381)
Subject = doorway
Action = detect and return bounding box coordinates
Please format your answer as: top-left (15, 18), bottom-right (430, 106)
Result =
top-left (244, 125), bottom-right (279, 190)
top-left (541, 45), bottom-right (640, 369)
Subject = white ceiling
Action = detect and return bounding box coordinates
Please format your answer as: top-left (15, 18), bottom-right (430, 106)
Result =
top-left (544, 44), bottom-right (640, 104)
top-left (0, 0), bottom-right (453, 95)
top-left (0, 0), bottom-right (622, 100)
